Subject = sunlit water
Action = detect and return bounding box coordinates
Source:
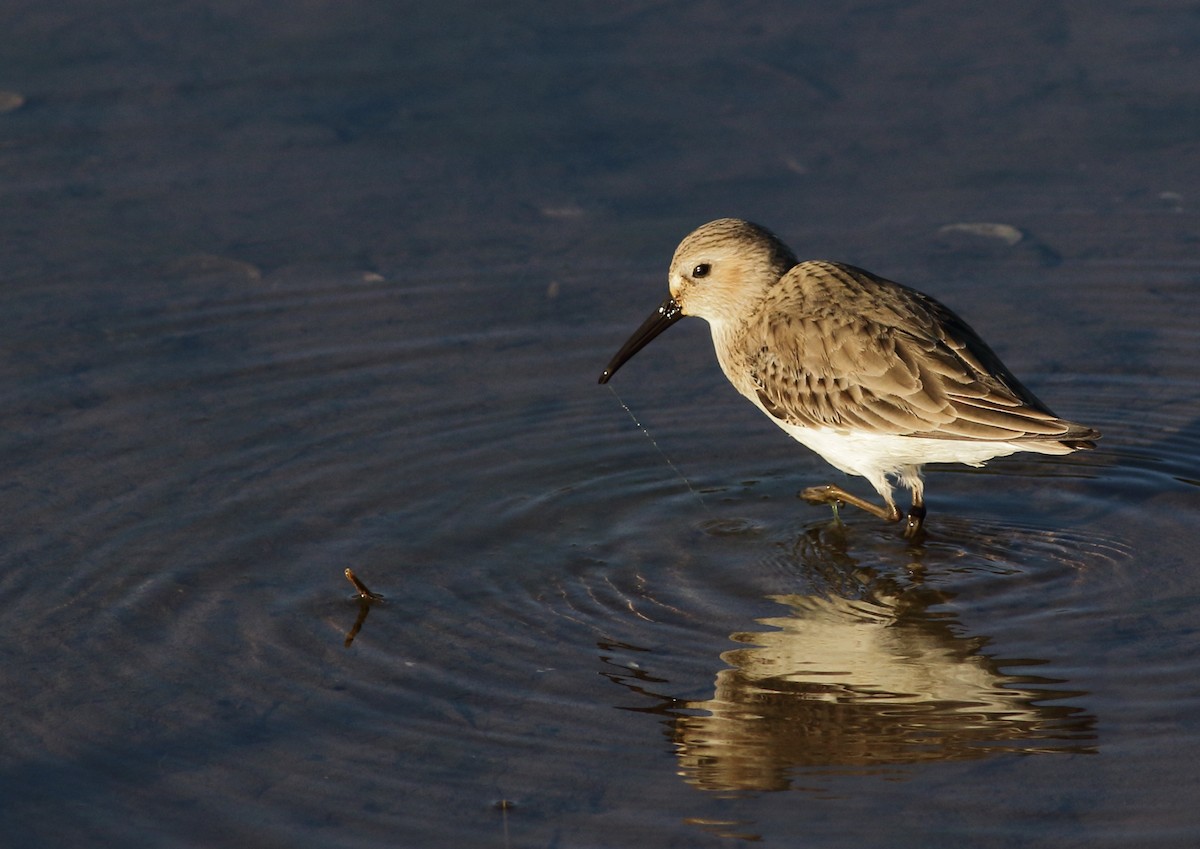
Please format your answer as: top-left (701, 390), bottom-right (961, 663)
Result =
top-left (3, 3), bottom-right (1200, 848)
top-left (3, 252), bottom-right (1197, 847)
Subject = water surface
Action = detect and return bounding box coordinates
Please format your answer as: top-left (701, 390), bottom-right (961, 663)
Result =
top-left (2, 2), bottom-right (1199, 847)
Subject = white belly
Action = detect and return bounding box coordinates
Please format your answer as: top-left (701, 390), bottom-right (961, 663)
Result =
top-left (773, 420), bottom-right (1025, 479)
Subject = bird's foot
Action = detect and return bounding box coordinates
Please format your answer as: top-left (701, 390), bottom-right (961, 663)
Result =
top-left (800, 484), bottom-right (841, 506)
top-left (902, 504), bottom-right (927, 541)
top-left (800, 484), bottom-right (901, 523)
top-left (800, 485), bottom-right (844, 525)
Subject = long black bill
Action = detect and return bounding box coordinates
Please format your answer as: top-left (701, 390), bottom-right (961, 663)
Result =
top-left (598, 296), bottom-right (683, 384)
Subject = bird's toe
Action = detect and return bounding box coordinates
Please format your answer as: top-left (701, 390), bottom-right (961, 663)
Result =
top-left (800, 485), bottom-right (840, 505)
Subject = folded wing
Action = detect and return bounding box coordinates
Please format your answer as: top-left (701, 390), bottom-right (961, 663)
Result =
top-left (747, 262), bottom-right (1099, 447)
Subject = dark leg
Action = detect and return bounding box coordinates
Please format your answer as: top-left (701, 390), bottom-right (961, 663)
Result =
top-left (903, 491), bottom-right (926, 539)
top-left (800, 484), bottom-right (902, 523)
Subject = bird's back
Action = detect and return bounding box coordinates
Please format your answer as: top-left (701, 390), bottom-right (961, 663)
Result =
top-left (726, 261), bottom-right (1099, 449)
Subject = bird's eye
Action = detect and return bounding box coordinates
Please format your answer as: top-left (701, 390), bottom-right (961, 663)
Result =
top-left (692, 263), bottom-right (711, 279)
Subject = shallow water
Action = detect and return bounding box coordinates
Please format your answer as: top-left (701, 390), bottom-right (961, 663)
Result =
top-left (2, 2), bottom-right (1200, 847)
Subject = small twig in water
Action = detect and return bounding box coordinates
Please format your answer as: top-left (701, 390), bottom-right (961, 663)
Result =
top-left (345, 568), bottom-right (384, 601)
top-left (342, 569), bottom-right (385, 648)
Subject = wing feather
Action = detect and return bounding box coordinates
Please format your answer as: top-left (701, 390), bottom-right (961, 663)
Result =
top-left (745, 261), bottom-right (1099, 445)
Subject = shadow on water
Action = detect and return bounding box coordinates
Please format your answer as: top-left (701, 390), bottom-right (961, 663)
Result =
top-left (602, 521), bottom-right (1098, 799)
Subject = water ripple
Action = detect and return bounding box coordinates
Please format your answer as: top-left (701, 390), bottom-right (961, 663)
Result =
top-left (1, 255), bottom-right (1196, 845)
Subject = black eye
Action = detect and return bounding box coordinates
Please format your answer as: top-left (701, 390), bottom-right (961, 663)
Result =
top-left (692, 263), bottom-right (711, 279)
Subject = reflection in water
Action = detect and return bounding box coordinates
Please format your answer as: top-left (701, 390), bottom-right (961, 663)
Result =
top-left (674, 592), bottom-right (1094, 792)
top-left (342, 568), bottom-right (386, 647)
top-left (606, 526), bottom-right (1096, 794)
top-left (343, 599), bottom-right (374, 647)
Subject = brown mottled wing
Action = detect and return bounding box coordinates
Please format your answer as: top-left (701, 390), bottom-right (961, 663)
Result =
top-left (747, 262), bottom-right (1099, 444)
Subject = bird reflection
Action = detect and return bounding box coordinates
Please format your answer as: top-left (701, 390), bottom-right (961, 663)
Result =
top-left (604, 525), bottom-right (1096, 793)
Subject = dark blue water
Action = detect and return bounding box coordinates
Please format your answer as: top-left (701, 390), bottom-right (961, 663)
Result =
top-left (2, 2), bottom-right (1199, 847)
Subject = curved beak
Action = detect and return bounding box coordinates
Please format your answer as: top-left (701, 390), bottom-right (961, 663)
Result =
top-left (598, 296), bottom-right (683, 384)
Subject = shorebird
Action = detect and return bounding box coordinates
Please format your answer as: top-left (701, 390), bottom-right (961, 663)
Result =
top-left (598, 218), bottom-right (1099, 538)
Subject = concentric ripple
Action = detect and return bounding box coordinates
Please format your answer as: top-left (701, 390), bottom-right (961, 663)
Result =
top-left (1, 252), bottom-right (1197, 847)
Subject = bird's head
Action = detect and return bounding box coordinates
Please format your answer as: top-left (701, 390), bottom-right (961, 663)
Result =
top-left (599, 218), bottom-right (797, 383)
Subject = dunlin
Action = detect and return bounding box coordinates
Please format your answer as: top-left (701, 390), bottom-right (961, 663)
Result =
top-left (599, 218), bottom-right (1098, 537)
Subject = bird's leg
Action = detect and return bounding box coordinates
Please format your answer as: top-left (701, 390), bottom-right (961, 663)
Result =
top-left (903, 491), bottom-right (926, 540)
top-left (800, 485), bottom-right (902, 523)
